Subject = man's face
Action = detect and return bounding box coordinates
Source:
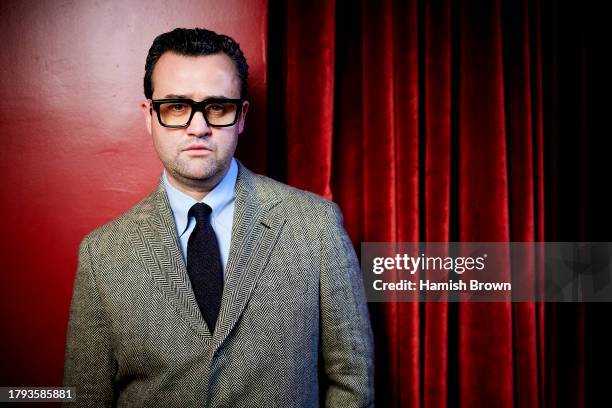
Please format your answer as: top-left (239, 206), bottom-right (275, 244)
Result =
top-left (141, 52), bottom-right (249, 194)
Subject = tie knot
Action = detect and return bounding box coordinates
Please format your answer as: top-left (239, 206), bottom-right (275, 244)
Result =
top-left (189, 202), bottom-right (212, 224)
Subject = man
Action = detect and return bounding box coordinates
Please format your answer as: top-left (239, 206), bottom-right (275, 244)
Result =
top-left (64, 28), bottom-right (373, 407)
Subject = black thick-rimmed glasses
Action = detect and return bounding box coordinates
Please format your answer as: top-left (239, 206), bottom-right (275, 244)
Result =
top-left (150, 98), bottom-right (244, 128)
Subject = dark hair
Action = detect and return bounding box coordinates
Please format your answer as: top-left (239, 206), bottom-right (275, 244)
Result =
top-left (144, 28), bottom-right (248, 100)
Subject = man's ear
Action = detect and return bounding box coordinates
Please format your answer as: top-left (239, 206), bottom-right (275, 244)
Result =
top-left (140, 100), bottom-right (152, 135)
top-left (238, 100), bottom-right (249, 134)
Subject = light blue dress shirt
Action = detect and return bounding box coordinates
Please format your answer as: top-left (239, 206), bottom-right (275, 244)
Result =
top-left (162, 158), bottom-right (237, 273)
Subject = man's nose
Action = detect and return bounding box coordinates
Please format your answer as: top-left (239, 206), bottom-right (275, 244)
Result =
top-left (186, 111), bottom-right (212, 137)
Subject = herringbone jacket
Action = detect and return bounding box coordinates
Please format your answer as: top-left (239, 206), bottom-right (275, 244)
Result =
top-left (63, 162), bottom-right (374, 407)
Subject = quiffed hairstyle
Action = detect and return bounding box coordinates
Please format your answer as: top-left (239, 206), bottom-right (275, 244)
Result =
top-left (144, 28), bottom-right (249, 100)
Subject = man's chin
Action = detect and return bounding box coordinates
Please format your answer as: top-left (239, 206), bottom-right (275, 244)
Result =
top-left (181, 171), bottom-right (218, 182)
top-left (176, 167), bottom-right (225, 183)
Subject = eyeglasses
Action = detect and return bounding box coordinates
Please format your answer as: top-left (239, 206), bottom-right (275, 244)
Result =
top-left (150, 98), bottom-right (243, 128)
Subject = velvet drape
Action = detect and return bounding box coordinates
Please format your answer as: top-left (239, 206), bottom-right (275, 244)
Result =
top-left (265, 0), bottom-right (607, 406)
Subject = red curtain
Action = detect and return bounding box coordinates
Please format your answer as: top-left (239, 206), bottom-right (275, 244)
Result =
top-left (265, 0), bottom-right (606, 406)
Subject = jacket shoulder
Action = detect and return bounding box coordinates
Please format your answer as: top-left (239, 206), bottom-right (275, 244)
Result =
top-left (249, 172), bottom-right (338, 213)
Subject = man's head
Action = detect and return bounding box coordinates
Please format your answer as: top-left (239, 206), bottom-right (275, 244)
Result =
top-left (144, 28), bottom-right (248, 100)
top-left (141, 28), bottom-right (249, 198)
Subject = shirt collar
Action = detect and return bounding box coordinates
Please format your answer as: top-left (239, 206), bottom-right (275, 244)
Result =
top-left (163, 158), bottom-right (238, 238)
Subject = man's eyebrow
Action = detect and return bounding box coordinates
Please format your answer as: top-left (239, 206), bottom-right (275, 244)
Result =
top-left (160, 94), bottom-right (237, 100)
top-left (162, 94), bottom-right (188, 99)
top-left (204, 95), bottom-right (236, 100)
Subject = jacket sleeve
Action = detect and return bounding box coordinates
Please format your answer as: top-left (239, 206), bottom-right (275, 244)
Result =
top-left (63, 235), bottom-right (117, 407)
top-left (319, 202), bottom-right (374, 407)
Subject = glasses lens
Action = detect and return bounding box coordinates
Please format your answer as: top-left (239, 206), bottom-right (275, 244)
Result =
top-left (205, 102), bottom-right (239, 126)
top-left (158, 102), bottom-right (192, 127)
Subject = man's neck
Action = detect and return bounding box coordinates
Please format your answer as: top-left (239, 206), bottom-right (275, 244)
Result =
top-left (164, 168), bottom-right (230, 201)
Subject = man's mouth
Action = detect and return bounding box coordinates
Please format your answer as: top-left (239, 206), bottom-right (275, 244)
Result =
top-left (183, 145), bottom-right (212, 152)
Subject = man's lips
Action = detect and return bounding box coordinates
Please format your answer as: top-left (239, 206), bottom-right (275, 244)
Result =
top-left (182, 145), bottom-right (212, 152)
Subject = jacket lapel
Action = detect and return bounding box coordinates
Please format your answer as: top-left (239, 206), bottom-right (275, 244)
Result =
top-left (132, 180), bottom-right (213, 342)
top-left (212, 163), bottom-right (285, 351)
top-left (131, 164), bottom-right (285, 350)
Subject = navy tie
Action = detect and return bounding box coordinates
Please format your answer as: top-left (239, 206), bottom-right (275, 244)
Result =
top-left (187, 203), bottom-right (223, 333)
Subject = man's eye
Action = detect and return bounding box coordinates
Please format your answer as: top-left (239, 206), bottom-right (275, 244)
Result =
top-left (171, 104), bottom-right (187, 112)
top-left (207, 104), bottom-right (225, 112)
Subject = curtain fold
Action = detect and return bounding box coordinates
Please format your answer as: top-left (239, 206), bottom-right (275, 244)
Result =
top-left (284, 0), bottom-right (336, 198)
top-left (457, 0), bottom-right (514, 406)
top-left (266, 0), bottom-right (598, 405)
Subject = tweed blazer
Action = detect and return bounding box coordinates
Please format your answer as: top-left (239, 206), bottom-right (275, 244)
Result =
top-left (63, 162), bottom-right (374, 407)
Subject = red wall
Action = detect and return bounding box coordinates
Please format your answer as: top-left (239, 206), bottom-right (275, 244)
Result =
top-left (0, 0), bottom-right (267, 386)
